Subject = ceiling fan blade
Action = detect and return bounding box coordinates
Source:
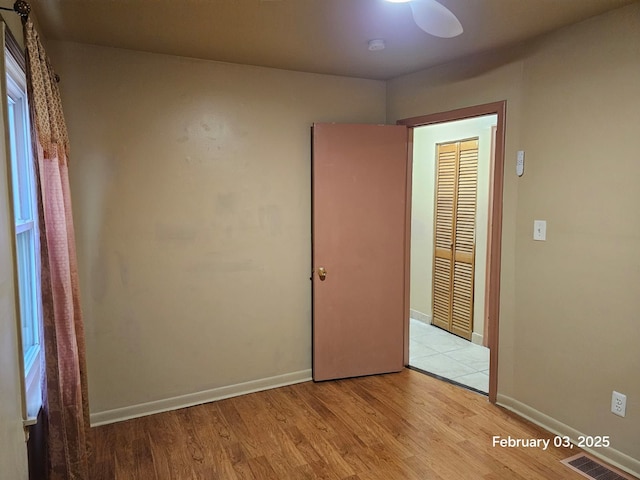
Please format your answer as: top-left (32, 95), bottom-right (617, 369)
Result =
top-left (409, 0), bottom-right (463, 38)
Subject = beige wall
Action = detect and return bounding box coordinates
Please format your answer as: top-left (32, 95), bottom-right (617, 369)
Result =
top-left (47, 41), bottom-right (386, 417)
top-left (514, 3), bottom-right (639, 465)
top-left (0, 19), bottom-right (28, 480)
top-left (411, 115), bottom-right (496, 344)
top-left (391, 3), bottom-right (640, 471)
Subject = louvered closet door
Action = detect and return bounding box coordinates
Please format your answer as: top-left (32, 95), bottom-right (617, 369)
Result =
top-left (433, 139), bottom-right (479, 340)
top-left (432, 143), bottom-right (457, 331)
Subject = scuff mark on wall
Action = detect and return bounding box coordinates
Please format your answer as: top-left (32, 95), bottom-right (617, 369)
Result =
top-left (154, 223), bottom-right (199, 244)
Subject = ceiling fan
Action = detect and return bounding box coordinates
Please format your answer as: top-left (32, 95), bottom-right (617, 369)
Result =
top-left (260, 0), bottom-right (463, 40)
top-left (387, 0), bottom-right (463, 38)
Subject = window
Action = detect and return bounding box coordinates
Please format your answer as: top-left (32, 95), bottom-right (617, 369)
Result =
top-left (5, 45), bottom-right (42, 422)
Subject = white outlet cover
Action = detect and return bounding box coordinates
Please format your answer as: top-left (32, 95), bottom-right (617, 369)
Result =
top-left (611, 391), bottom-right (627, 417)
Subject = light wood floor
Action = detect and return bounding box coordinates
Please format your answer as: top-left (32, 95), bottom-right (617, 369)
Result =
top-left (91, 369), bottom-right (587, 479)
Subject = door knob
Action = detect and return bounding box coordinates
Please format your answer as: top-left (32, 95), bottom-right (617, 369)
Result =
top-left (318, 267), bottom-right (327, 281)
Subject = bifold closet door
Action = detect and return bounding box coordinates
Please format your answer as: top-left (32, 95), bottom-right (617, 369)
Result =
top-left (432, 139), bottom-right (479, 340)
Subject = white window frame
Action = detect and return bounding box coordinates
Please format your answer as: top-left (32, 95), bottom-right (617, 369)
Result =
top-left (5, 45), bottom-right (42, 423)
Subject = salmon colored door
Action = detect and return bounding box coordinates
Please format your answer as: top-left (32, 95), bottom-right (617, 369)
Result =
top-left (312, 123), bottom-right (408, 381)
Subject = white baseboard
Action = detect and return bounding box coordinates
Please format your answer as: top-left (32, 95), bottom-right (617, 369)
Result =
top-left (471, 332), bottom-right (484, 345)
top-left (90, 369), bottom-right (312, 427)
top-left (497, 394), bottom-right (640, 479)
top-left (410, 309), bottom-right (432, 324)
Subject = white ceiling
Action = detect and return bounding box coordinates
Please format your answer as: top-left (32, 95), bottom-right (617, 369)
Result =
top-left (30, 0), bottom-right (635, 80)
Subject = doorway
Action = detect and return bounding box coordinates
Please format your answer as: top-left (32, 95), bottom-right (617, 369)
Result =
top-left (399, 102), bottom-right (506, 403)
top-left (408, 116), bottom-right (495, 393)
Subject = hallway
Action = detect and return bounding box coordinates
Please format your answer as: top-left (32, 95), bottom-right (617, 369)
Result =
top-left (409, 318), bottom-right (489, 393)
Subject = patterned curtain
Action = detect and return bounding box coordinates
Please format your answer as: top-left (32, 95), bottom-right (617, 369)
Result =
top-left (23, 18), bottom-right (91, 480)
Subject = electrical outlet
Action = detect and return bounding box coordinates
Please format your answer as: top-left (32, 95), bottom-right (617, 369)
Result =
top-left (611, 391), bottom-right (627, 417)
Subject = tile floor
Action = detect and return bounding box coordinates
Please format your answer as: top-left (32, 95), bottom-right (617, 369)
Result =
top-left (409, 318), bottom-right (489, 393)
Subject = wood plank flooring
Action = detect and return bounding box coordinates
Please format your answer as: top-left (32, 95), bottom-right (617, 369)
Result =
top-left (91, 369), bottom-right (587, 479)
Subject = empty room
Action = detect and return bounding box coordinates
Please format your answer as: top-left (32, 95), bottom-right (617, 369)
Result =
top-left (0, 0), bottom-right (638, 479)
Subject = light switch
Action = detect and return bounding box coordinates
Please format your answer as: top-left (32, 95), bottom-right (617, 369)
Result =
top-left (533, 220), bottom-right (546, 241)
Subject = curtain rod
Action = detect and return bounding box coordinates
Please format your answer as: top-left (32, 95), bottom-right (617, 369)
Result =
top-left (1, 0), bottom-right (61, 83)
top-left (0, 1), bottom-right (30, 18)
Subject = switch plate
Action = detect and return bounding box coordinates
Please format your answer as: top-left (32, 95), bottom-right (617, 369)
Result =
top-left (533, 220), bottom-right (546, 241)
top-left (612, 391), bottom-right (627, 417)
